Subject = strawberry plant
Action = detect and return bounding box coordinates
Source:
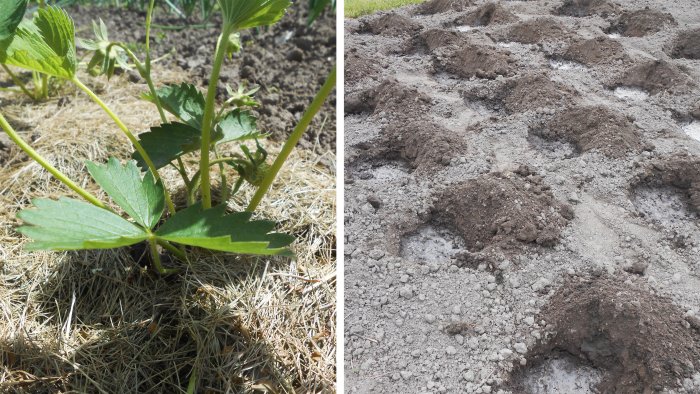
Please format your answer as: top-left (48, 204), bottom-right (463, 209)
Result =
top-left (0, 0), bottom-right (336, 274)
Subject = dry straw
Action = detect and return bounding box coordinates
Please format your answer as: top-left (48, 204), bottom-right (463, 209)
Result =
top-left (0, 67), bottom-right (336, 393)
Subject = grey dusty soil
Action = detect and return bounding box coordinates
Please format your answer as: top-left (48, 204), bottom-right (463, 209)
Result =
top-left (344, 0), bottom-right (700, 393)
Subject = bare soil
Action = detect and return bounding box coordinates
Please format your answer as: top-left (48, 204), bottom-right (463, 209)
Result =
top-left (609, 8), bottom-right (677, 37)
top-left (345, 0), bottom-right (700, 393)
top-left (670, 28), bottom-right (700, 60)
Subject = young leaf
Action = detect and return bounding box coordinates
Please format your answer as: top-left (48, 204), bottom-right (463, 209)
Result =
top-left (217, 0), bottom-right (291, 31)
top-left (78, 19), bottom-right (128, 79)
top-left (142, 83), bottom-right (205, 129)
top-left (0, 0), bottom-right (27, 41)
top-left (215, 109), bottom-right (264, 143)
top-left (155, 203), bottom-right (294, 256)
top-left (0, 6), bottom-right (77, 78)
top-left (132, 122), bottom-right (201, 169)
top-left (86, 158), bottom-right (165, 229)
top-left (17, 197), bottom-right (148, 250)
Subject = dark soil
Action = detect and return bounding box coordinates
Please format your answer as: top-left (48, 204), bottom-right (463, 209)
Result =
top-left (433, 170), bottom-right (574, 251)
top-left (633, 155), bottom-right (700, 214)
top-left (344, 79), bottom-right (432, 118)
top-left (534, 105), bottom-right (647, 157)
top-left (555, 0), bottom-right (621, 17)
top-left (611, 60), bottom-right (695, 95)
top-left (345, 50), bottom-right (380, 86)
top-left (452, 3), bottom-right (518, 27)
top-left (418, 0), bottom-right (475, 15)
top-left (67, 4), bottom-right (336, 154)
top-left (561, 35), bottom-right (631, 66)
top-left (670, 28), bottom-right (700, 60)
top-left (359, 121), bottom-right (468, 171)
top-left (435, 43), bottom-right (516, 79)
top-left (609, 8), bottom-right (677, 37)
top-left (504, 17), bottom-right (577, 44)
top-left (406, 29), bottom-right (467, 53)
top-left (510, 274), bottom-right (700, 393)
top-left (503, 73), bottom-right (579, 113)
top-left (359, 13), bottom-right (422, 37)
top-left (0, 133), bottom-right (12, 165)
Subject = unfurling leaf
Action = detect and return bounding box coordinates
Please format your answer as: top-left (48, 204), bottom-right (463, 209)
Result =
top-left (142, 83), bottom-right (205, 129)
top-left (78, 19), bottom-right (128, 79)
top-left (155, 203), bottom-right (294, 256)
top-left (0, 6), bottom-right (77, 78)
top-left (17, 197), bottom-right (148, 250)
top-left (217, 0), bottom-right (291, 31)
top-left (0, 0), bottom-right (28, 41)
top-left (216, 109), bottom-right (263, 143)
top-left (226, 32), bottom-right (241, 59)
top-left (86, 158), bottom-right (165, 229)
top-left (133, 122), bottom-right (201, 169)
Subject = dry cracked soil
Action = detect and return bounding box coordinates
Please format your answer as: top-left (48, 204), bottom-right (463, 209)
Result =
top-left (344, 0), bottom-right (700, 393)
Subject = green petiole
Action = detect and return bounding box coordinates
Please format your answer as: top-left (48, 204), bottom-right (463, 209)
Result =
top-left (247, 66), bottom-right (336, 212)
top-left (0, 113), bottom-right (106, 209)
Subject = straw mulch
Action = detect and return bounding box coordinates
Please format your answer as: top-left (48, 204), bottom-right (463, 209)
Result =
top-left (0, 67), bottom-right (336, 393)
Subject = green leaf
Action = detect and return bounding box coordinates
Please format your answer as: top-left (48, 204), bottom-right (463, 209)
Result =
top-left (132, 122), bottom-right (201, 170)
top-left (0, 0), bottom-right (27, 41)
top-left (0, 6), bottom-right (77, 78)
top-left (78, 19), bottom-right (128, 79)
top-left (217, 0), bottom-right (291, 31)
top-left (216, 109), bottom-right (263, 143)
top-left (86, 158), bottom-right (165, 229)
top-left (17, 197), bottom-right (148, 251)
top-left (155, 203), bottom-right (294, 256)
top-left (142, 83), bottom-right (205, 129)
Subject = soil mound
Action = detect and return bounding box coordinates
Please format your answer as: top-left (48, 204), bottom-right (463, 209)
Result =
top-left (562, 35), bottom-right (630, 66)
top-left (345, 79), bottom-right (432, 116)
top-left (355, 121), bottom-right (467, 171)
top-left (345, 50), bottom-right (379, 86)
top-left (419, 0), bottom-right (475, 15)
top-left (504, 17), bottom-right (576, 44)
top-left (514, 274), bottom-right (700, 393)
top-left (536, 106), bottom-right (646, 157)
top-left (453, 3), bottom-right (518, 27)
top-left (609, 8), bottom-right (677, 37)
top-left (633, 155), bottom-right (700, 214)
top-left (433, 170), bottom-right (573, 251)
top-left (555, 0), bottom-right (621, 17)
top-left (503, 73), bottom-right (579, 113)
top-left (612, 60), bottom-right (695, 95)
top-left (436, 44), bottom-right (516, 79)
top-left (359, 13), bottom-right (422, 37)
top-left (670, 28), bottom-right (700, 60)
top-left (408, 29), bottom-right (466, 53)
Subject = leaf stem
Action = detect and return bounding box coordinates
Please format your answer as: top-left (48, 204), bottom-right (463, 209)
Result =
top-left (1, 64), bottom-right (37, 101)
top-left (0, 113), bottom-right (106, 208)
top-left (71, 77), bottom-right (176, 215)
top-left (148, 237), bottom-right (178, 275)
top-left (156, 239), bottom-right (187, 260)
top-left (200, 24), bottom-right (235, 209)
top-left (247, 66), bottom-right (336, 212)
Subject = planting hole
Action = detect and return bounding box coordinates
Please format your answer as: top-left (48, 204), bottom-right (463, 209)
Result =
top-left (400, 225), bottom-right (464, 263)
top-left (521, 355), bottom-right (603, 394)
top-left (633, 185), bottom-right (698, 226)
top-left (682, 121), bottom-right (700, 143)
top-left (614, 86), bottom-right (648, 101)
top-left (549, 59), bottom-right (586, 71)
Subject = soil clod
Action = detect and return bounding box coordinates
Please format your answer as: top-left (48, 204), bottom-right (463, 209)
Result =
top-left (433, 171), bottom-right (573, 251)
top-left (633, 155), bottom-right (700, 215)
top-left (609, 8), bottom-right (677, 37)
top-left (555, 0), bottom-right (621, 17)
top-left (670, 28), bottom-right (700, 60)
top-left (359, 13), bottom-right (423, 36)
top-left (534, 105), bottom-right (647, 157)
top-left (418, 0), bottom-right (475, 15)
top-left (452, 3), bottom-right (518, 27)
top-left (345, 79), bottom-right (432, 117)
top-left (561, 35), bottom-right (630, 66)
top-left (504, 17), bottom-right (576, 44)
top-left (503, 73), bottom-right (579, 113)
top-left (611, 60), bottom-right (695, 95)
top-left (345, 51), bottom-right (380, 86)
top-left (435, 43), bottom-right (516, 79)
top-left (511, 274), bottom-right (700, 393)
